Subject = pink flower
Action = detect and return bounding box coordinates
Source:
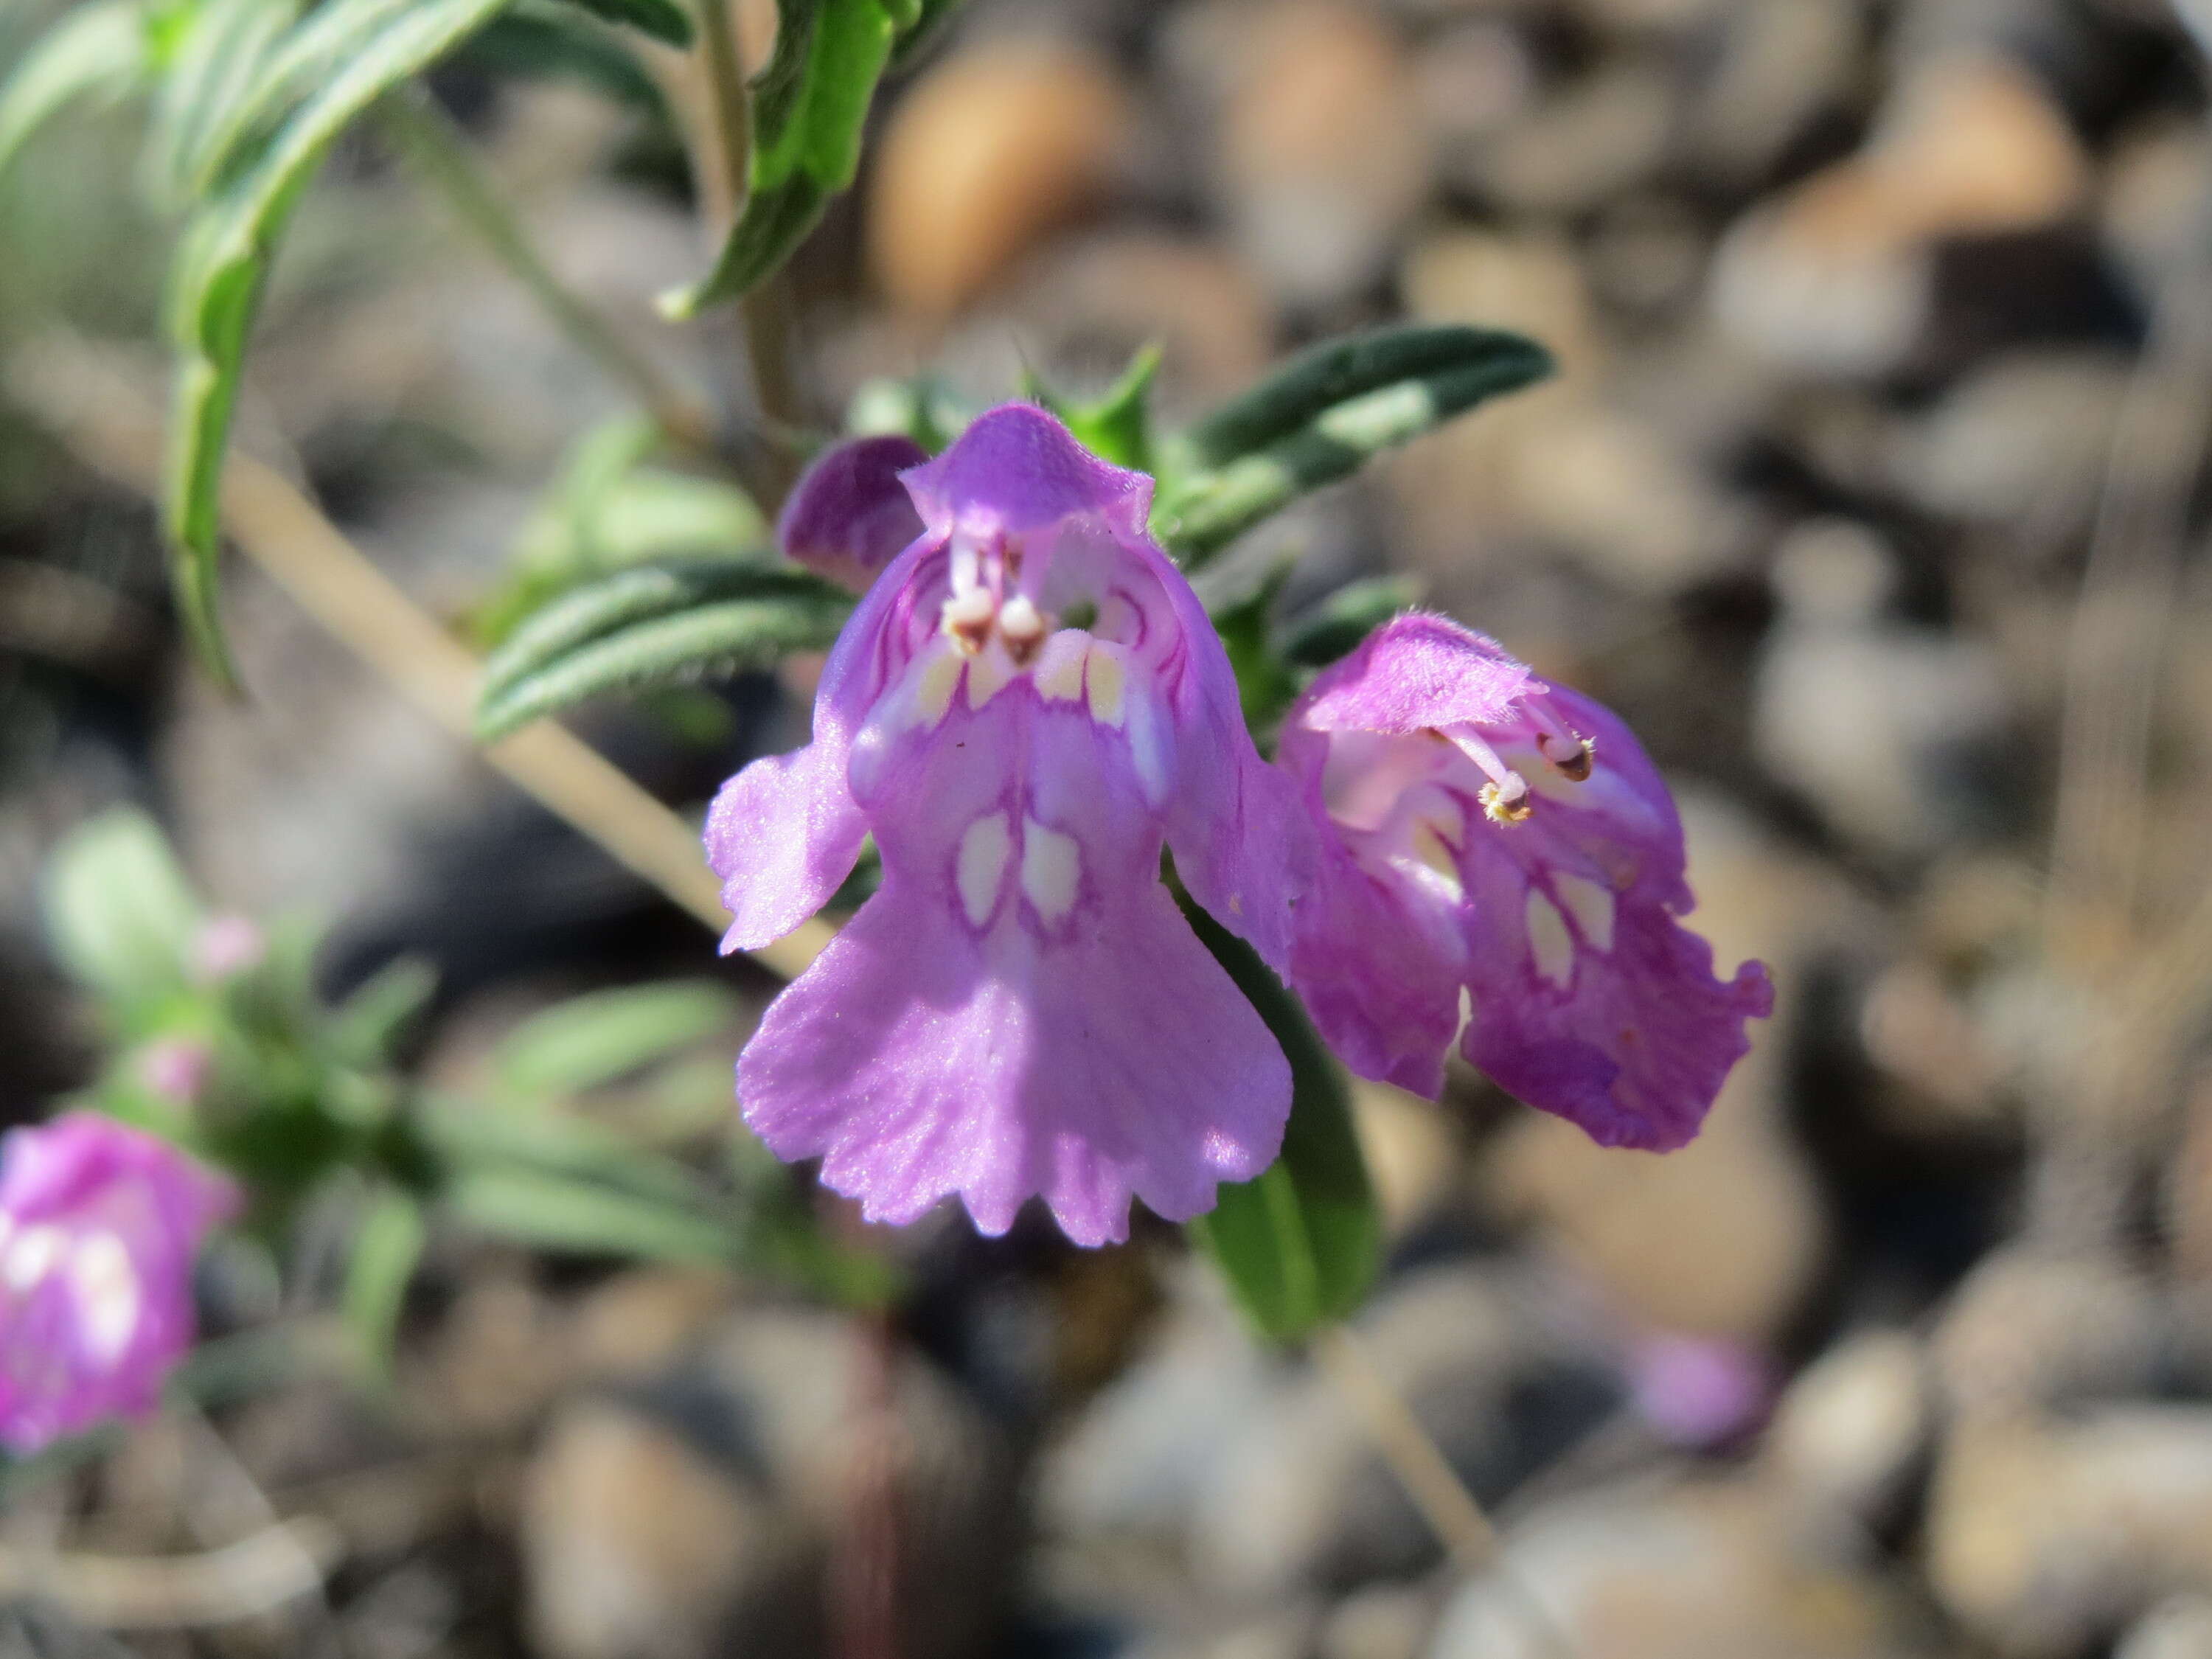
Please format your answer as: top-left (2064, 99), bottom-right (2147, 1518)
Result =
top-left (1281, 614), bottom-right (1772, 1149)
top-left (705, 406), bottom-right (1312, 1245)
top-left (0, 1113), bottom-right (237, 1454)
top-left (137, 1037), bottom-right (212, 1105)
top-left (191, 915), bottom-right (265, 983)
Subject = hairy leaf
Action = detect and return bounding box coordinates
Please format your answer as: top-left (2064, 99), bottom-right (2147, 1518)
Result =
top-left (1154, 326), bottom-right (1553, 566)
top-left (475, 566), bottom-right (850, 737)
top-left (0, 0), bottom-right (150, 182)
top-left (663, 0), bottom-right (945, 316)
top-left (164, 0), bottom-right (513, 683)
top-left (1182, 895), bottom-right (1382, 1343)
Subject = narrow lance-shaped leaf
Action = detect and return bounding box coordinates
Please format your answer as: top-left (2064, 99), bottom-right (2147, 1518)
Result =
top-left (543, 0), bottom-right (692, 47)
top-left (145, 0), bottom-right (298, 206)
top-left (493, 981), bottom-right (737, 1099)
top-left (476, 576), bottom-right (851, 738)
top-left (1030, 343), bottom-right (1160, 474)
top-left (1180, 891), bottom-right (1382, 1342)
top-left (447, 1167), bottom-right (737, 1265)
top-left (164, 0), bottom-right (514, 684)
top-left (343, 1186), bottom-right (426, 1376)
top-left (1152, 325), bottom-right (1553, 566)
top-left (662, 0), bottom-right (923, 317)
top-left (0, 0), bottom-right (150, 183)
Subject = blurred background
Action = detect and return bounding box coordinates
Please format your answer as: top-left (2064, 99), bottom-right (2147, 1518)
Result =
top-left (8, 0), bottom-right (2212, 1654)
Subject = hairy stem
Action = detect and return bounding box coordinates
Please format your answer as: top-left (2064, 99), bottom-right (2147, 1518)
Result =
top-left (380, 91), bottom-right (714, 453)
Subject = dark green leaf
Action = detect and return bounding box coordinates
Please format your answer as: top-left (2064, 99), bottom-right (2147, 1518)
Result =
top-left (1153, 326), bottom-right (1553, 566)
top-left (846, 373), bottom-right (968, 452)
top-left (493, 980), bottom-right (737, 1099)
top-left (1181, 894), bottom-right (1382, 1343)
top-left (344, 1186), bottom-right (425, 1374)
top-left (0, 0), bottom-right (151, 182)
top-left (1208, 558), bottom-right (1298, 733)
top-left (661, 0), bottom-right (908, 316)
top-left (164, 0), bottom-right (513, 684)
top-left (459, 7), bottom-right (667, 111)
top-left (1280, 575), bottom-right (1422, 668)
top-left (546, 0), bottom-right (691, 46)
top-left (475, 574), bottom-right (851, 737)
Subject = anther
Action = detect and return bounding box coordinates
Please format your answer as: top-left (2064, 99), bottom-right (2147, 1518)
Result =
top-left (1541, 732), bottom-right (1595, 782)
top-left (998, 593), bottom-right (1047, 665)
top-left (942, 588), bottom-right (995, 653)
top-left (1481, 776), bottom-right (1533, 825)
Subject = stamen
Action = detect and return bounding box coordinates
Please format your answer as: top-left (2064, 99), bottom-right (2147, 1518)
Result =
top-left (998, 593), bottom-right (1047, 664)
top-left (1541, 732), bottom-right (1595, 782)
top-left (1441, 725), bottom-right (1535, 826)
top-left (941, 587), bottom-right (995, 653)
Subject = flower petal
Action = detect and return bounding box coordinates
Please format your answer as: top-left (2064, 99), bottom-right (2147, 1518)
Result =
top-left (900, 403), bottom-right (1153, 543)
top-left (737, 862), bottom-right (1288, 1246)
top-left (777, 434), bottom-right (930, 593)
top-left (1296, 612), bottom-right (1534, 737)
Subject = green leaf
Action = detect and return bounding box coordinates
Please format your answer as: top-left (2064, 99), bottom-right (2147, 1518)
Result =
top-left (448, 1166), bottom-right (735, 1263)
top-left (1280, 575), bottom-right (1422, 669)
top-left (1181, 893), bottom-right (1381, 1343)
top-left (474, 571), bottom-right (851, 738)
top-left (41, 807), bottom-right (204, 1004)
top-left (459, 7), bottom-right (668, 111)
top-left (661, 0), bottom-right (916, 316)
top-left (1032, 343), bottom-right (1160, 473)
top-left (164, 0), bottom-right (514, 684)
top-left (1208, 558), bottom-right (1298, 733)
top-left (493, 980), bottom-right (737, 1099)
top-left (545, 0), bottom-right (692, 46)
top-left (0, 0), bottom-right (151, 183)
top-left (327, 955), bottom-right (439, 1065)
top-left (846, 373), bottom-right (968, 452)
top-left (344, 1186), bottom-right (426, 1374)
top-left (145, 0), bottom-right (297, 206)
top-left (420, 1094), bottom-right (717, 1208)
top-left (1153, 326), bottom-right (1553, 566)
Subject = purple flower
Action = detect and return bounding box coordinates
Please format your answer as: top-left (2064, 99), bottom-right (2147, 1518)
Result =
top-left (190, 914), bottom-right (265, 983)
top-left (1628, 1333), bottom-right (1773, 1447)
top-left (0, 1113), bottom-right (237, 1455)
top-left (137, 1036), bottom-right (213, 1105)
top-left (1281, 614), bottom-right (1772, 1150)
top-left (706, 405), bottom-right (1310, 1245)
top-left (777, 434), bottom-right (930, 594)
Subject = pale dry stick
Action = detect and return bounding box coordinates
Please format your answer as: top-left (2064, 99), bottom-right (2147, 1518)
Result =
top-left (0, 1519), bottom-right (344, 1630)
top-left (1312, 1327), bottom-right (1581, 1659)
top-left (7, 333), bottom-right (832, 981)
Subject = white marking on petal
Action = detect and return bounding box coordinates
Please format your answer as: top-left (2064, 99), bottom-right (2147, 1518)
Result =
top-left (5, 1225), bottom-right (66, 1292)
top-left (1455, 984), bottom-right (1476, 1045)
top-left (1526, 890), bottom-right (1576, 989)
top-left (1407, 819), bottom-right (1465, 904)
top-left (966, 641), bottom-right (1015, 709)
top-left (1020, 818), bottom-right (1082, 922)
top-left (956, 815), bottom-right (1013, 927)
top-left (69, 1234), bottom-right (140, 1363)
top-left (1085, 642), bottom-right (1128, 727)
top-left (1034, 630), bottom-right (1088, 700)
top-left (1554, 874), bottom-right (1616, 951)
top-left (914, 644), bottom-right (963, 726)
top-left (1124, 682), bottom-right (1174, 804)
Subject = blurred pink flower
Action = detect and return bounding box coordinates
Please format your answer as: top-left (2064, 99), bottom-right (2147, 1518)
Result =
top-left (137, 1037), bottom-right (212, 1105)
top-left (191, 914), bottom-right (265, 983)
top-left (1628, 1333), bottom-right (1773, 1447)
top-left (0, 1113), bottom-right (237, 1454)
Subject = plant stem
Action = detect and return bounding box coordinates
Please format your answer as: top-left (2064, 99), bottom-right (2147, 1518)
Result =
top-left (379, 91), bottom-right (716, 453)
top-left (689, 0), bottom-right (807, 504)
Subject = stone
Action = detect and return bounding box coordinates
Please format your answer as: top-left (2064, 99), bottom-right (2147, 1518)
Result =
top-left (2119, 1597), bottom-right (2212, 1659)
top-left (1928, 1409), bottom-right (2212, 1657)
top-left (1761, 1329), bottom-right (1933, 1526)
top-left (1428, 1477), bottom-right (1936, 1659)
top-left (1461, 61), bottom-right (1674, 216)
top-left (1890, 350), bottom-right (2132, 538)
top-left (1185, 1264), bottom-right (1621, 1598)
top-left (1711, 55), bottom-right (2089, 375)
top-left (521, 1308), bottom-right (1013, 1659)
top-left (565, 1267), bottom-right (740, 1387)
top-left (1753, 518), bottom-right (2009, 860)
top-left (1352, 1081), bottom-right (1462, 1239)
top-left (1683, 0), bottom-right (1865, 184)
top-left (869, 40), bottom-right (1134, 318)
top-left (1318, 1583), bottom-right (1440, 1659)
top-left (523, 1399), bottom-right (812, 1659)
top-left (2101, 119), bottom-right (2212, 300)
top-left (1198, 0), bottom-right (1430, 310)
top-left (1930, 1245), bottom-right (2164, 1419)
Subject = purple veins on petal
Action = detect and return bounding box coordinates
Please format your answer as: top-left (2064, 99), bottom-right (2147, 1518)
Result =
top-left (704, 403), bottom-right (1312, 1244)
top-left (1283, 613), bottom-right (1772, 1152)
top-left (0, 1112), bottom-right (237, 1455)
